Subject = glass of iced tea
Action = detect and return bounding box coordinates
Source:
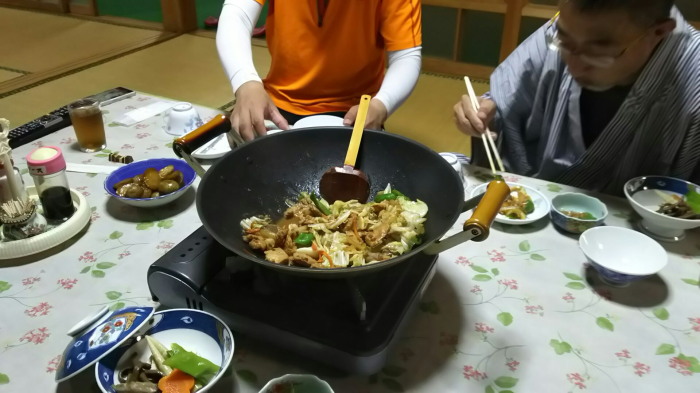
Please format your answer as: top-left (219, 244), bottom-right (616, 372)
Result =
top-left (67, 98), bottom-right (106, 152)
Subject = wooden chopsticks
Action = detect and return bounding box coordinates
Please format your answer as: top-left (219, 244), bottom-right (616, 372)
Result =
top-left (464, 76), bottom-right (505, 175)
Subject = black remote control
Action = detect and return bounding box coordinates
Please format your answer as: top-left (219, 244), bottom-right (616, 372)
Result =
top-left (8, 106), bottom-right (71, 149)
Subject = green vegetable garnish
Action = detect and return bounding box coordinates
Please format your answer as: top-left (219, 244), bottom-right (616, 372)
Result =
top-left (580, 212), bottom-right (597, 220)
top-left (374, 192), bottom-right (398, 202)
top-left (686, 186), bottom-right (700, 214)
top-left (374, 188), bottom-right (408, 202)
top-left (294, 232), bottom-right (314, 247)
top-left (310, 193), bottom-right (331, 215)
top-left (164, 343), bottom-right (220, 386)
top-left (524, 199), bottom-right (535, 214)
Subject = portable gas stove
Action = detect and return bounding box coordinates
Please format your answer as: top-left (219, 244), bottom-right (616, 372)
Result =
top-left (147, 225), bottom-right (438, 375)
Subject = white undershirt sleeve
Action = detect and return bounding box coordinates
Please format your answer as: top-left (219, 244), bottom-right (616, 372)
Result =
top-left (216, 0), bottom-right (263, 95)
top-left (373, 46), bottom-right (422, 115)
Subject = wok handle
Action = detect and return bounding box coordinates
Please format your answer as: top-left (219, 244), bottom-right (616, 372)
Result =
top-left (172, 114), bottom-right (231, 158)
top-left (423, 180), bottom-right (510, 255)
top-left (463, 180), bottom-right (511, 241)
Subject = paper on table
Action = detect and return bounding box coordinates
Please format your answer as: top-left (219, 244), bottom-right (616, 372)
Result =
top-left (66, 163), bottom-right (118, 174)
top-left (113, 101), bottom-right (175, 127)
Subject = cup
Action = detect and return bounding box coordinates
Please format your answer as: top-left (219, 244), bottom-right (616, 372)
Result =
top-left (163, 102), bottom-right (203, 136)
top-left (67, 98), bottom-right (106, 153)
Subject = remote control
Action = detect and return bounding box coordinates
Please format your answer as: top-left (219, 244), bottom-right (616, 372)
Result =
top-left (8, 106), bottom-right (71, 148)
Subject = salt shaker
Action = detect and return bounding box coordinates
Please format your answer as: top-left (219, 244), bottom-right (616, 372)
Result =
top-left (25, 146), bottom-right (74, 223)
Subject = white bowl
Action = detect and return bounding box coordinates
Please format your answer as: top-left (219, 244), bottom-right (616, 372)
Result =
top-left (260, 374), bottom-right (334, 393)
top-left (624, 176), bottom-right (700, 241)
top-left (579, 226), bottom-right (668, 286)
top-left (470, 182), bottom-right (549, 225)
top-left (95, 308), bottom-right (234, 393)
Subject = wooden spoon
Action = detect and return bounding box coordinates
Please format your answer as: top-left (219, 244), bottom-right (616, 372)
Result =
top-left (319, 95), bottom-right (371, 203)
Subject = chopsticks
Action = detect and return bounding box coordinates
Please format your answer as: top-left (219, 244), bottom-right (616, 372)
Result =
top-left (464, 76), bottom-right (505, 175)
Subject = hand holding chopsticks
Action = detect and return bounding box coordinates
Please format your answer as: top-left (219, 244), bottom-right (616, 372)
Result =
top-left (463, 76), bottom-right (505, 175)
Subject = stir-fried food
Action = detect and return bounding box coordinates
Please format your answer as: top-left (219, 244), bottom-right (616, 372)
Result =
top-left (500, 186), bottom-right (534, 219)
top-left (241, 185), bottom-right (428, 268)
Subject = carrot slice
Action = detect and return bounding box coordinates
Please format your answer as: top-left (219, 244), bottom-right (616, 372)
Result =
top-left (157, 368), bottom-right (195, 393)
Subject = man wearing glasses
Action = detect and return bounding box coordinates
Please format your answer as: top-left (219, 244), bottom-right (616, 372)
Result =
top-left (454, 0), bottom-right (699, 194)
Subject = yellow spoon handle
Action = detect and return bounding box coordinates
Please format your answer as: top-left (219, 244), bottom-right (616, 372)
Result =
top-left (344, 95), bottom-right (371, 166)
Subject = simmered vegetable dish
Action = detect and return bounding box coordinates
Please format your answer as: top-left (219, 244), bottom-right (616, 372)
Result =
top-left (113, 336), bottom-right (219, 393)
top-left (113, 165), bottom-right (184, 198)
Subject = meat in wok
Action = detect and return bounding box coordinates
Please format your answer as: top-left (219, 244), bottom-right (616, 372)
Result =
top-left (241, 185), bottom-right (427, 268)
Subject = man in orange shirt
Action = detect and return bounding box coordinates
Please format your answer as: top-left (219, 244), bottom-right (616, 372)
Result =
top-left (217, 0), bottom-right (422, 141)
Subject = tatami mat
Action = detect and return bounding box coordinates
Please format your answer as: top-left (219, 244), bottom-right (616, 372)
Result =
top-left (0, 69), bottom-right (25, 84)
top-left (0, 34), bottom-right (241, 125)
top-left (1, 23), bottom-right (477, 155)
top-left (0, 7), bottom-right (172, 92)
top-left (387, 74), bottom-right (485, 155)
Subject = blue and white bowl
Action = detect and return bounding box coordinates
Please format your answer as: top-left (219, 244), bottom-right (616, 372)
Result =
top-left (579, 226), bottom-right (667, 286)
top-left (95, 308), bottom-right (234, 393)
top-left (550, 193), bottom-right (608, 234)
top-left (624, 176), bottom-right (700, 241)
top-left (104, 158), bottom-right (195, 208)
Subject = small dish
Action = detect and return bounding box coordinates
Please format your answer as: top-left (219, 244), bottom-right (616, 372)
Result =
top-left (95, 308), bottom-right (234, 393)
top-left (579, 226), bottom-right (668, 287)
top-left (191, 122), bottom-right (282, 160)
top-left (624, 176), bottom-right (700, 242)
top-left (292, 115), bottom-right (345, 129)
top-left (259, 374), bottom-right (334, 393)
top-left (550, 192), bottom-right (608, 234)
top-left (470, 182), bottom-right (549, 225)
top-left (104, 158), bottom-right (195, 208)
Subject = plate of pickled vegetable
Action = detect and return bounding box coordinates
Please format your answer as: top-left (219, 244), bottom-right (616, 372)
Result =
top-left (471, 182), bottom-right (549, 225)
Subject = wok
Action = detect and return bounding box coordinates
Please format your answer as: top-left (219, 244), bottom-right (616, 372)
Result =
top-left (174, 116), bottom-right (509, 278)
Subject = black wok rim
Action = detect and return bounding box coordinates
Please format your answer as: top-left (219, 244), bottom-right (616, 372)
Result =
top-left (195, 127), bottom-right (465, 277)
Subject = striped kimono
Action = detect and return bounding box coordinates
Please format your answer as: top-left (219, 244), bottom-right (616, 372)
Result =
top-left (479, 8), bottom-right (700, 195)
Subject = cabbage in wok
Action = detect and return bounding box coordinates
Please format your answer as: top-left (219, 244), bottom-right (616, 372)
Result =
top-left (240, 185), bottom-right (428, 268)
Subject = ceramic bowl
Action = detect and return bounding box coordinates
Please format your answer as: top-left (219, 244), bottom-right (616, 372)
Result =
top-left (470, 182), bottom-right (549, 225)
top-left (259, 374), bottom-right (334, 393)
top-left (550, 192), bottom-right (608, 234)
top-left (95, 308), bottom-right (234, 393)
top-left (164, 102), bottom-right (204, 136)
top-left (579, 226), bottom-right (668, 286)
top-left (624, 176), bottom-right (700, 242)
top-left (104, 158), bottom-right (195, 207)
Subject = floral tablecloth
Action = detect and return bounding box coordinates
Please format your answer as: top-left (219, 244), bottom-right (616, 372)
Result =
top-left (1, 93), bottom-right (699, 393)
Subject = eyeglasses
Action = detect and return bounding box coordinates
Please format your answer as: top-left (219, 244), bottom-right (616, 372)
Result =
top-left (544, 12), bottom-right (649, 68)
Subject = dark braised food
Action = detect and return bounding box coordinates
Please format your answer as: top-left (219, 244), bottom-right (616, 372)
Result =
top-left (657, 195), bottom-right (699, 219)
top-left (113, 165), bottom-right (184, 198)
